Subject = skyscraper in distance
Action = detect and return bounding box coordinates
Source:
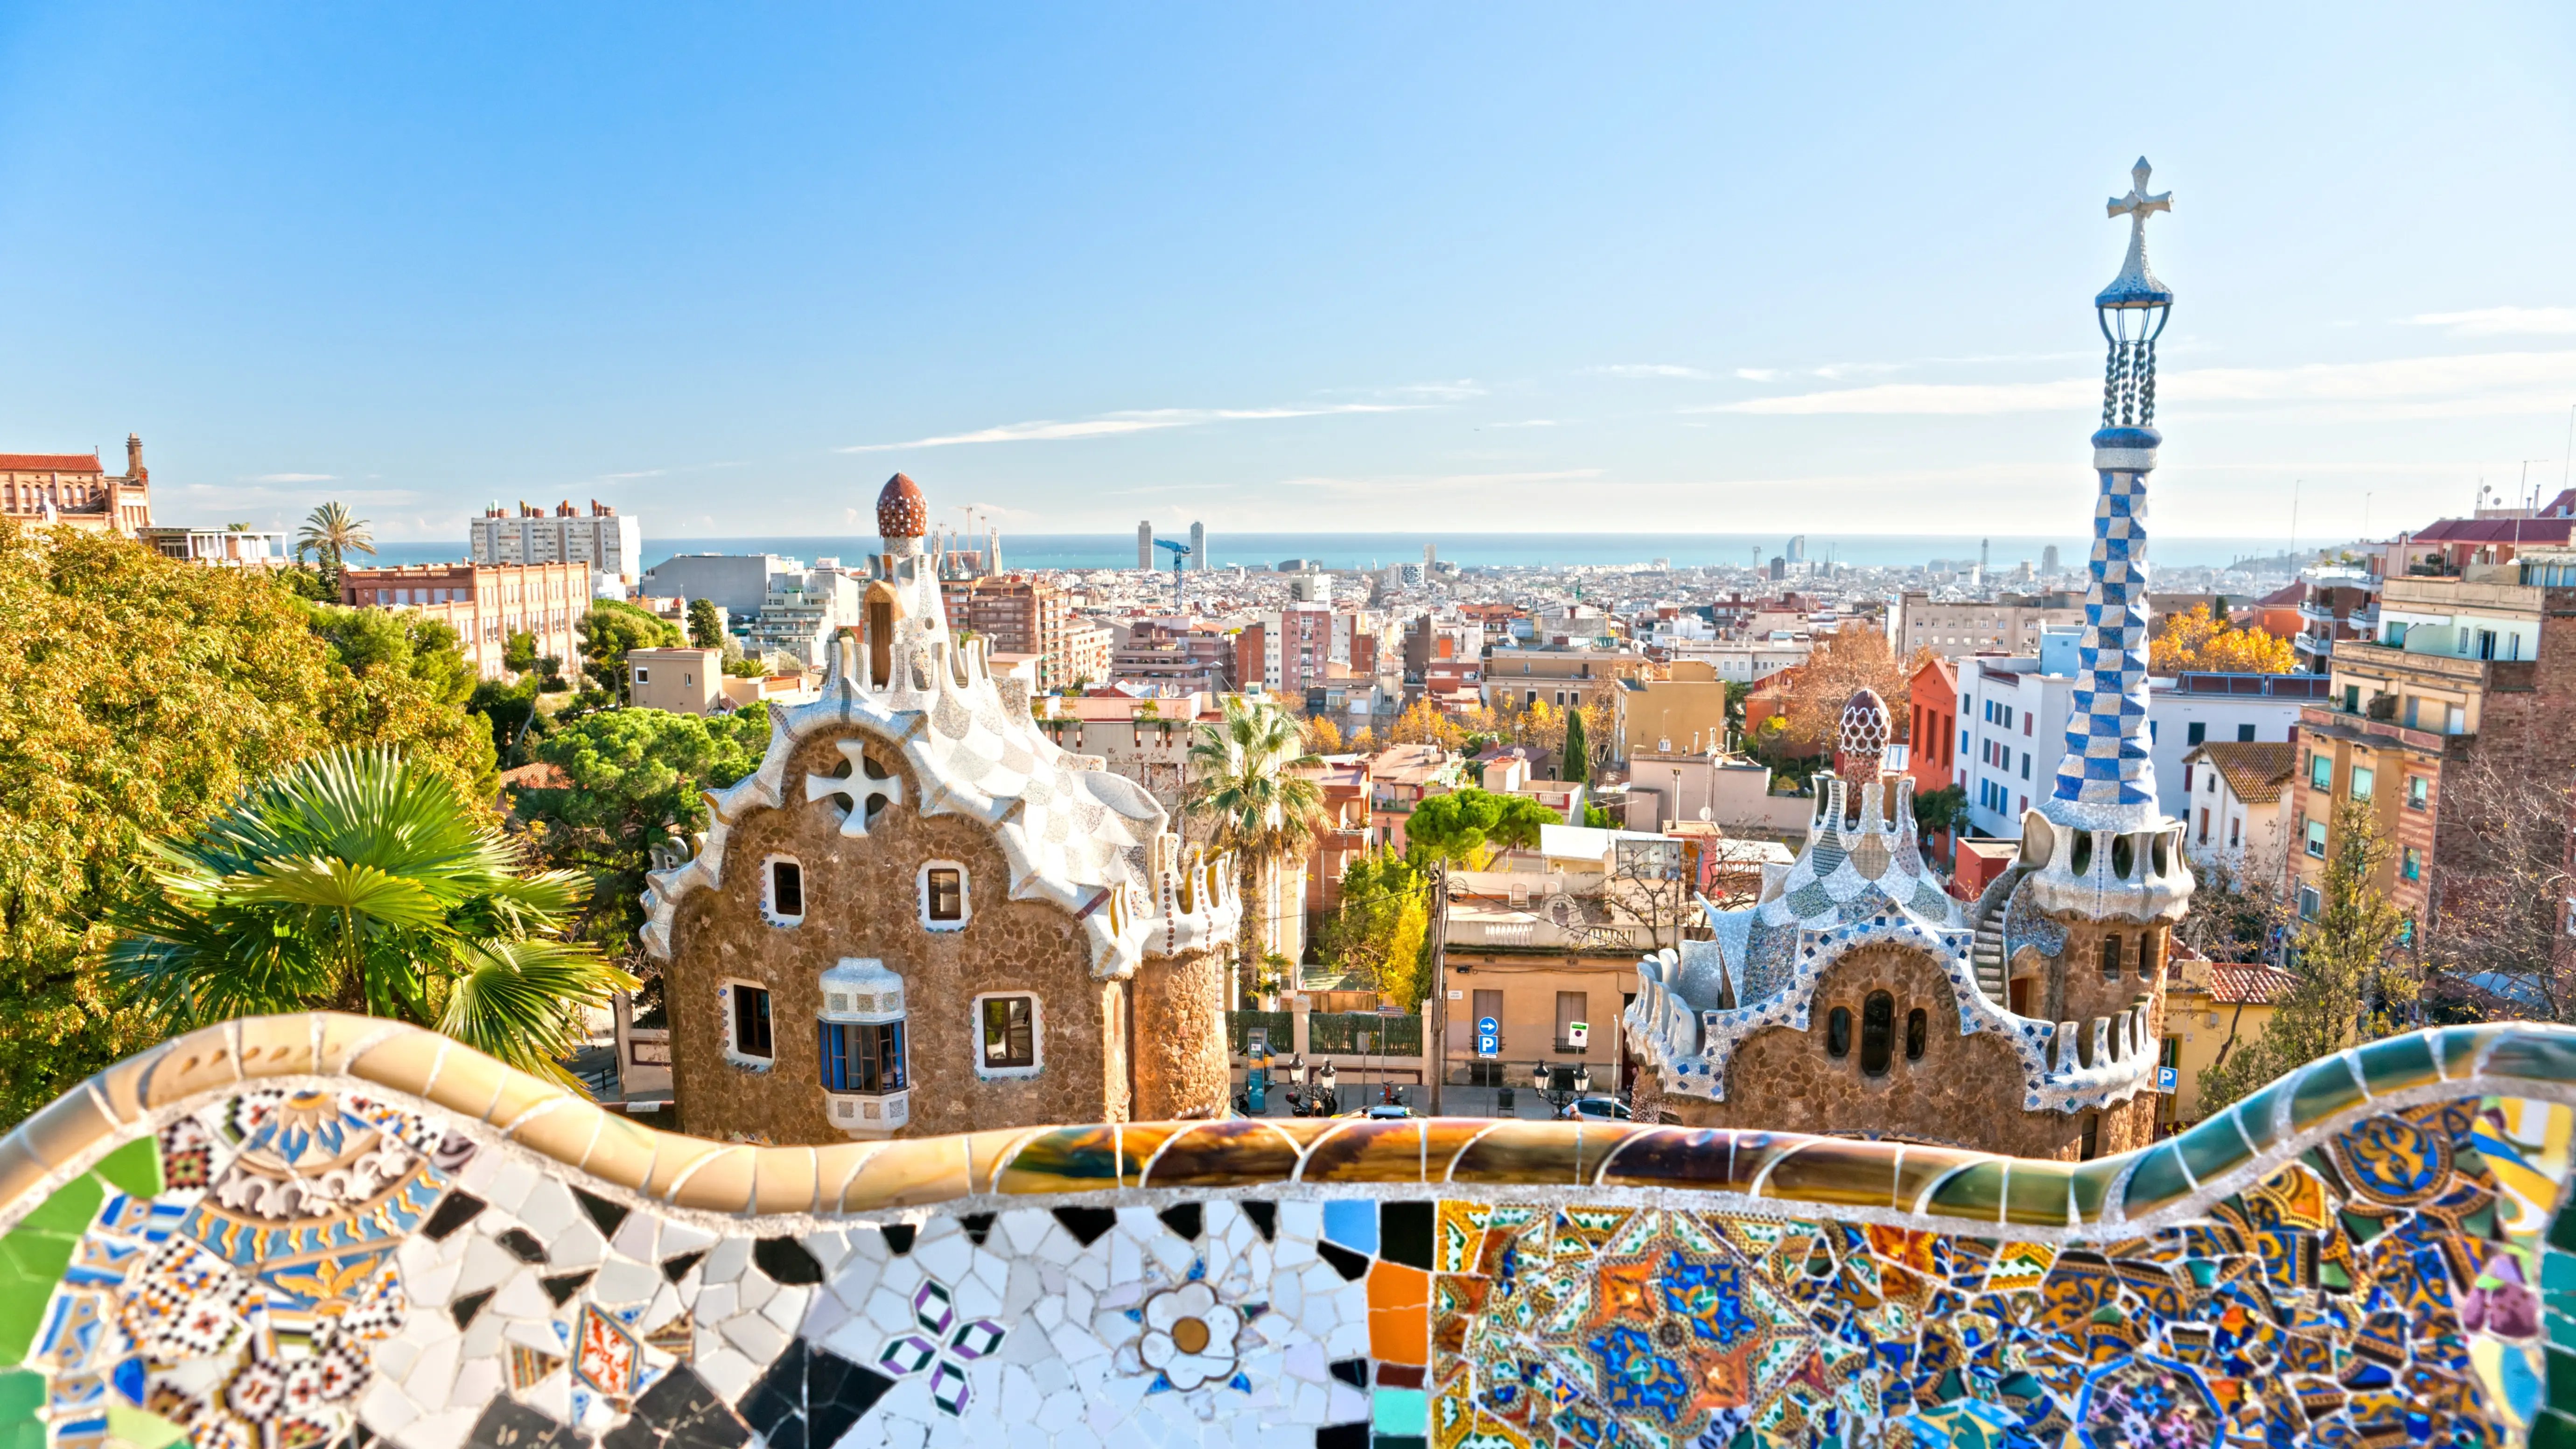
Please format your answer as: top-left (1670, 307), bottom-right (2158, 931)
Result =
top-left (1190, 521), bottom-right (1206, 571)
top-left (1137, 522), bottom-right (1154, 570)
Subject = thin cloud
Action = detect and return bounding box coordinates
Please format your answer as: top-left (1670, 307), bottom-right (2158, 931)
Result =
top-left (1704, 350), bottom-right (2576, 417)
top-left (2408, 307), bottom-right (2576, 336)
top-left (837, 403), bottom-right (1422, 452)
top-left (1589, 364), bottom-right (1714, 380)
top-left (599, 469), bottom-right (666, 481)
top-left (1733, 368), bottom-right (1779, 382)
top-left (1380, 380), bottom-right (1486, 401)
top-left (250, 472), bottom-right (335, 483)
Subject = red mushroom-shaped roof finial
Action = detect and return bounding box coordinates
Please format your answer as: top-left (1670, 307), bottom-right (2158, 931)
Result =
top-left (876, 473), bottom-right (928, 539)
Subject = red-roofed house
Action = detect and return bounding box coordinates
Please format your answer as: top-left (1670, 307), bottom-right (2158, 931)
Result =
top-left (2157, 951), bottom-right (2298, 1128)
top-left (1, 434), bottom-right (153, 536)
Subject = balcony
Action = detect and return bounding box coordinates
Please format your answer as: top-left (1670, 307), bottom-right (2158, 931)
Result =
top-left (1446, 913), bottom-right (1647, 952)
top-left (2298, 704), bottom-right (2456, 756)
top-left (2328, 639), bottom-right (2506, 686)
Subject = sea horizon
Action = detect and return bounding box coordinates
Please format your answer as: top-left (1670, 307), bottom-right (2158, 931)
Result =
top-left (354, 530), bottom-right (2323, 574)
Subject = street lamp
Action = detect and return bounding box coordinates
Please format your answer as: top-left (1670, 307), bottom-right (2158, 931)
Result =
top-left (1316, 1061), bottom-right (1338, 1115)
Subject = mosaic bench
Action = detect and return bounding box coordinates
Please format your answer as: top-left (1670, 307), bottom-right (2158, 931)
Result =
top-left (4, 1014), bottom-right (2575, 1449)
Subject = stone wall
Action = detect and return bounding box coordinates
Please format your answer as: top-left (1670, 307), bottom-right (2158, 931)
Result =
top-left (1670, 943), bottom-right (2122, 1159)
top-left (665, 728), bottom-right (1126, 1142)
top-left (1130, 945), bottom-right (1232, 1119)
top-left (2, 1013), bottom-right (2571, 1449)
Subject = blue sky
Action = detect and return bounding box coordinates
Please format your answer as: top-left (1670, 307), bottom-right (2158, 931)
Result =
top-left (4, 5), bottom-right (2575, 542)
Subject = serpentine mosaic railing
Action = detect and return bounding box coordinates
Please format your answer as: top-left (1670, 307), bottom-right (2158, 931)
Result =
top-left (5, 1015), bottom-right (2576, 1449)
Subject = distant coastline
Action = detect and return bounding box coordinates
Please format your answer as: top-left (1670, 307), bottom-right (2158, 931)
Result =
top-left (356, 531), bottom-right (2313, 573)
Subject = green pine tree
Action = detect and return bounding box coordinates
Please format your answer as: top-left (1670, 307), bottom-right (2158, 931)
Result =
top-left (1562, 708), bottom-right (1590, 788)
top-left (2198, 796), bottom-right (2411, 1113)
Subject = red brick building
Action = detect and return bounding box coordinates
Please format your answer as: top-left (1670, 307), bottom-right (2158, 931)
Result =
top-left (0, 435), bottom-right (153, 536)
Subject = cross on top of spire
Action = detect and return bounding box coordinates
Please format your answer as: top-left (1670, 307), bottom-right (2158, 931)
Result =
top-left (2106, 158), bottom-right (2171, 240)
top-left (2096, 157), bottom-right (2174, 310)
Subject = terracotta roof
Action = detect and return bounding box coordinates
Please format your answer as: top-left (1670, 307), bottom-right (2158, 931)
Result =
top-left (2410, 516), bottom-right (2576, 546)
top-left (0, 453), bottom-right (103, 473)
top-left (2254, 580), bottom-right (2305, 607)
top-left (2186, 740), bottom-right (2296, 805)
top-left (2208, 963), bottom-right (2298, 1004)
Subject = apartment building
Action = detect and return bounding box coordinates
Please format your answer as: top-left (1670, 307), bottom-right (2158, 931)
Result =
top-left (1621, 660), bottom-right (1734, 758)
top-left (628, 647), bottom-right (726, 714)
top-left (1904, 655), bottom-right (1960, 803)
top-left (1895, 590), bottom-right (2085, 660)
top-left (1480, 645), bottom-right (1656, 710)
top-left (1241, 602), bottom-right (1338, 698)
top-left (472, 500), bottom-right (644, 585)
top-left (2288, 567), bottom-right (2381, 674)
top-left (1110, 619), bottom-right (1240, 693)
top-left (1953, 638), bottom-right (2320, 837)
top-left (1663, 636), bottom-right (1813, 683)
top-left (340, 560), bottom-right (590, 681)
top-left (2291, 568), bottom-right (2576, 925)
top-left (749, 559), bottom-right (864, 667)
top-left (940, 574), bottom-right (1087, 690)
top-left (640, 553), bottom-right (795, 617)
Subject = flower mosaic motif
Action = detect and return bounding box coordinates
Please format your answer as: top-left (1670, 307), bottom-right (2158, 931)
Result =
top-left (873, 1279), bottom-right (1002, 1415)
top-left (1135, 1280), bottom-right (1246, 1393)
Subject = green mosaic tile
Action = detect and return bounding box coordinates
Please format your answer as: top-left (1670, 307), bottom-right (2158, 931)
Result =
top-left (2550, 1343), bottom-right (2576, 1415)
top-left (2547, 1250), bottom-right (2576, 1293)
top-left (2175, 1113), bottom-right (2256, 1186)
top-left (92, 1136), bottom-right (159, 1201)
top-left (2285, 1052), bottom-right (2368, 1133)
top-left (1922, 1161), bottom-right (2006, 1222)
top-left (0, 1169), bottom-right (100, 1365)
top-left (2483, 1030), bottom-right (2576, 1091)
top-left (2113, 1142), bottom-right (2196, 1220)
top-left (2067, 1156), bottom-right (2123, 1222)
top-left (0, 1371), bottom-right (38, 1449)
top-left (2538, 1407), bottom-right (2576, 1449)
top-left (2229, 1077), bottom-right (2294, 1155)
top-left (2351, 1032), bottom-right (2442, 1098)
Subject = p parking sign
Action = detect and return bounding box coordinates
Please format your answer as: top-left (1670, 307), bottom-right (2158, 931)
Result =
top-left (2156, 1065), bottom-right (2178, 1093)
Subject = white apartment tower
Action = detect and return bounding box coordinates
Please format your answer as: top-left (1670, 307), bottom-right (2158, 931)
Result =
top-left (1190, 521), bottom-right (1206, 571)
top-left (1137, 521), bottom-right (1155, 569)
top-left (474, 501), bottom-right (644, 585)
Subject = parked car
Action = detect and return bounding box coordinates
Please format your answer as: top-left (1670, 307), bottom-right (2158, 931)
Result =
top-left (1561, 1097), bottom-right (1631, 1122)
top-left (1337, 1103), bottom-right (1416, 1120)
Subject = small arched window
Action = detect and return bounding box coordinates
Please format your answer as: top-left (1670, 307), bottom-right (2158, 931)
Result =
top-left (2100, 934), bottom-right (2124, 978)
top-left (1825, 1007), bottom-right (1852, 1058)
top-left (1905, 1008), bottom-right (1927, 1062)
top-left (1859, 992), bottom-right (1895, 1075)
top-left (763, 856), bottom-right (805, 926)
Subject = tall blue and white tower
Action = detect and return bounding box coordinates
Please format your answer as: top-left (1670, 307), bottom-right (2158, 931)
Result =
top-left (2023, 161), bottom-right (2191, 986)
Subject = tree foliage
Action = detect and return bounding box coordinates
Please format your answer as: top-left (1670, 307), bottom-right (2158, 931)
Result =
top-left (2420, 750), bottom-right (2576, 1021)
top-left (1769, 630), bottom-right (1925, 757)
top-left (1316, 853), bottom-right (1429, 1010)
top-left (1404, 788), bottom-right (1556, 867)
top-left (577, 599), bottom-right (682, 701)
top-left (2198, 798), bottom-right (2411, 1112)
top-left (293, 501), bottom-right (375, 595)
top-left (686, 597), bottom-right (725, 649)
top-left (512, 705), bottom-right (773, 964)
top-left (1186, 698), bottom-right (1325, 983)
top-left (107, 748), bottom-right (635, 1088)
top-left (1562, 708), bottom-right (1591, 786)
top-left (2150, 605), bottom-right (2296, 675)
top-left (0, 524), bottom-right (495, 1126)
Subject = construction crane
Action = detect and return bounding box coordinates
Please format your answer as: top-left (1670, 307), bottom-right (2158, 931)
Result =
top-left (1153, 536), bottom-right (1191, 611)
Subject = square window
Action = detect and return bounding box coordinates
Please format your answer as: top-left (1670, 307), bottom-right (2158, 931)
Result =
top-left (2186, 721), bottom-right (2206, 746)
top-left (766, 857), bottom-right (805, 924)
top-left (2401, 847), bottom-right (2422, 882)
top-left (979, 995), bottom-right (1038, 1071)
top-left (2299, 886), bottom-right (2322, 919)
top-left (2306, 821), bottom-right (2328, 858)
top-left (2238, 723), bottom-right (2255, 742)
top-left (2407, 776), bottom-right (2429, 810)
top-left (2351, 766), bottom-right (2374, 802)
top-left (2309, 754), bottom-right (2331, 789)
top-left (731, 984), bottom-right (774, 1060)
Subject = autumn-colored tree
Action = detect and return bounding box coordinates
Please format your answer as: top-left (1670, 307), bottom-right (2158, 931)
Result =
top-left (1303, 714), bottom-right (1346, 753)
top-left (0, 524), bottom-right (495, 1127)
top-left (1772, 630), bottom-right (1926, 756)
top-left (2150, 605), bottom-right (2296, 675)
top-left (2198, 798), bottom-right (2412, 1112)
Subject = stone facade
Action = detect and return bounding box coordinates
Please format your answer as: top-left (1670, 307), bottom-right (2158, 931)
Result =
top-left (645, 474), bottom-right (1241, 1142)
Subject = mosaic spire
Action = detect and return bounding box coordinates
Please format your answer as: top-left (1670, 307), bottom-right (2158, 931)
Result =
top-left (2045, 159), bottom-right (2174, 833)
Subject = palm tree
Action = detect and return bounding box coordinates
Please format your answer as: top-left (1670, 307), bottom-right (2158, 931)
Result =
top-left (295, 501), bottom-right (376, 595)
top-left (1185, 697), bottom-right (1325, 1003)
top-left (108, 747), bottom-right (636, 1088)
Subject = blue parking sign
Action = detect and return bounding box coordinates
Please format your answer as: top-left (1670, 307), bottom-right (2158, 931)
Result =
top-left (2156, 1065), bottom-right (2178, 1093)
top-left (1475, 1032), bottom-right (1499, 1058)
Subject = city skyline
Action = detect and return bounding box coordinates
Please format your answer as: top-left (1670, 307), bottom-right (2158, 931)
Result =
top-left (5, 4), bottom-right (2576, 540)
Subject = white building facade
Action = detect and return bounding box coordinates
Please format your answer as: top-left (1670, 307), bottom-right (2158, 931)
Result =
top-left (472, 504), bottom-right (645, 585)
